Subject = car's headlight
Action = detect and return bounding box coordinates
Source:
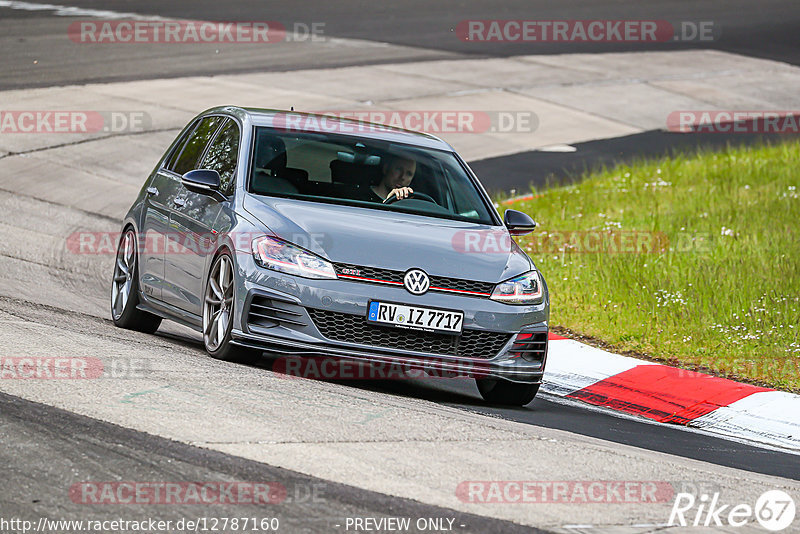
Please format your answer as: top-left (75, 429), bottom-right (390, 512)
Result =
top-left (251, 236), bottom-right (337, 280)
top-left (490, 270), bottom-right (543, 304)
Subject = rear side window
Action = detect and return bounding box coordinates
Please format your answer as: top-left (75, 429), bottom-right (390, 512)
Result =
top-left (170, 116), bottom-right (223, 175)
top-left (200, 119), bottom-right (240, 195)
top-left (163, 120), bottom-right (199, 171)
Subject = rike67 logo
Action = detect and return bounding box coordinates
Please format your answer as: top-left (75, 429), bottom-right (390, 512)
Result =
top-left (669, 490), bottom-right (795, 531)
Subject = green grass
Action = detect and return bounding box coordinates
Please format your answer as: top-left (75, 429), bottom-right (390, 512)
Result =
top-left (507, 141), bottom-right (800, 391)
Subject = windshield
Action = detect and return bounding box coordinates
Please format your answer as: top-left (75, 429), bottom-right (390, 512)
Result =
top-left (248, 127), bottom-right (497, 225)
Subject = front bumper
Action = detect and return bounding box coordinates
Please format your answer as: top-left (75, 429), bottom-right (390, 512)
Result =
top-left (231, 256), bottom-right (550, 383)
top-left (231, 328), bottom-right (545, 383)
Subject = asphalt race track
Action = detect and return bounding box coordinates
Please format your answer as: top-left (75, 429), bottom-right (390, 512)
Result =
top-left (0, 392), bottom-right (539, 533)
top-left (3, 0), bottom-right (800, 90)
top-left (1, 2), bottom-right (800, 533)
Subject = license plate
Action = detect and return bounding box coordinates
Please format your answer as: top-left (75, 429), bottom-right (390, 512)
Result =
top-left (367, 301), bottom-right (463, 335)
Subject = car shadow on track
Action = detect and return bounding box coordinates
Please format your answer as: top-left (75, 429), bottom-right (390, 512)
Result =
top-left (150, 329), bottom-right (535, 409)
top-left (326, 377), bottom-right (486, 405)
top-left (103, 327), bottom-right (800, 481)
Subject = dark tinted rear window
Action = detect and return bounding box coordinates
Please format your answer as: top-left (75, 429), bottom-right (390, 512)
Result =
top-left (200, 119), bottom-right (240, 195)
top-left (171, 116), bottom-right (223, 175)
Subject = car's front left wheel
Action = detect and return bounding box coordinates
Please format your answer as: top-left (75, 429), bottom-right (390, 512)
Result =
top-left (111, 229), bottom-right (162, 333)
top-left (476, 378), bottom-right (540, 406)
top-left (203, 252), bottom-right (260, 363)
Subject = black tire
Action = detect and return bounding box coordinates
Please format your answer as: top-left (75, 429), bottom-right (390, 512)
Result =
top-left (476, 379), bottom-right (540, 406)
top-left (202, 252), bottom-right (260, 363)
top-left (111, 229), bottom-right (162, 334)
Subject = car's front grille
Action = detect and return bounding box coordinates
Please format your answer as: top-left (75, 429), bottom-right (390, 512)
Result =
top-left (247, 295), bottom-right (307, 329)
top-left (429, 274), bottom-right (495, 295)
top-left (307, 308), bottom-right (512, 359)
top-left (333, 263), bottom-right (495, 297)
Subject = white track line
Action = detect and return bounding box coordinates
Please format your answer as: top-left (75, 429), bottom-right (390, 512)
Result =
top-left (0, 1), bottom-right (166, 20)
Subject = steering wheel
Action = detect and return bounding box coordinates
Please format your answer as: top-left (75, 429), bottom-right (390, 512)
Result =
top-left (383, 192), bottom-right (437, 205)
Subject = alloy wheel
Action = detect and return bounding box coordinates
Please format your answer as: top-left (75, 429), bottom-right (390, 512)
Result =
top-left (111, 230), bottom-right (136, 320)
top-left (203, 254), bottom-right (234, 352)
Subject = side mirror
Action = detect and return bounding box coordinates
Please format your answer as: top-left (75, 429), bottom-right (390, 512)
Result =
top-left (182, 169), bottom-right (221, 196)
top-left (504, 209), bottom-right (537, 236)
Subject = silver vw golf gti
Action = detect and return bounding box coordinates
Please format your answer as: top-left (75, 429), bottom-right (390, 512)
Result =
top-left (112, 106), bottom-right (549, 406)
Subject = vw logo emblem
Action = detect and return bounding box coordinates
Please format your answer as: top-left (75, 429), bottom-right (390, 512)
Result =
top-left (404, 269), bottom-right (430, 295)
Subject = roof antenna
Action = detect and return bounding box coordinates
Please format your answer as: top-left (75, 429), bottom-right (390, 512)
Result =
top-left (291, 106), bottom-right (294, 111)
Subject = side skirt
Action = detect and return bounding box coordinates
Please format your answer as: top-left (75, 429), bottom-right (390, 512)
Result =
top-left (137, 292), bottom-right (203, 332)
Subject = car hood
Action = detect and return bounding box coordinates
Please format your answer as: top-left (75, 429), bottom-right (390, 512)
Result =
top-left (242, 195), bottom-right (533, 282)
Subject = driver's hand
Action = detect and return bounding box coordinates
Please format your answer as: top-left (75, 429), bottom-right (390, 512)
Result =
top-left (387, 187), bottom-right (413, 200)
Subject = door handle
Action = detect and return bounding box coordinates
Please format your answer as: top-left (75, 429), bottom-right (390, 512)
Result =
top-left (146, 186), bottom-right (158, 196)
top-left (173, 196), bottom-right (187, 207)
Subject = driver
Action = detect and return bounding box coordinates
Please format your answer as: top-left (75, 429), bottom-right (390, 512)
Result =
top-left (370, 153), bottom-right (416, 202)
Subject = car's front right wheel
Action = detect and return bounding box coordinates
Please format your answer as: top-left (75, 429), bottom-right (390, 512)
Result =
top-left (202, 252), bottom-right (260, 363)
top-left (476, 379), bottom-right (540, 406)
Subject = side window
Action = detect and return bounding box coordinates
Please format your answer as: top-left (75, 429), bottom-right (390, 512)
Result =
top-left (200, 119), bottom-right (240, 195)
top-left (163, 119), bottom-right (199, 171)
top-left (170, 116), bottom-right (223, 175)
top-left (445, 166), bottom-right (482, 219)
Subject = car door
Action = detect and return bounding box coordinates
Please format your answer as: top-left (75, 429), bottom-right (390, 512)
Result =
top-left (138, 121), bottom-right (201, 301)
top-left (164, 117), bottom-right (238, 315)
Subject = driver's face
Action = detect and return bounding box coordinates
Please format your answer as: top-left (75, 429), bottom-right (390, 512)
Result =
top-left (382, 158), bottom-right (416, 189)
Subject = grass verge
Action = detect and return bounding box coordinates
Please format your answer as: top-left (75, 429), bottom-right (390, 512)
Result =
top-left (506, 141), bottom-right (800, 391)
